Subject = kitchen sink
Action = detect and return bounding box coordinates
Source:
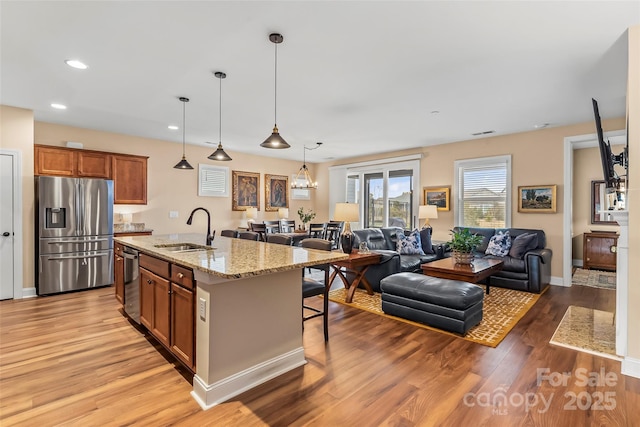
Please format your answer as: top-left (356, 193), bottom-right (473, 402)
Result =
top-left (154, 243), bottom-right (215, 252)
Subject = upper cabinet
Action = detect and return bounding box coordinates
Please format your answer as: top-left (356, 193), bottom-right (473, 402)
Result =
top-left (34, 145), bottom-right (148, 204)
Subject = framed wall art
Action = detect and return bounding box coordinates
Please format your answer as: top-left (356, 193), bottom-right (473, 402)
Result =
top-left (424, 186), bottom-right (450, 211)
top-left (517, 184), bottom-right (557, 213)
top-left (232, 170), bottom-right (260, 211)
top-left (265, 174), bottom-right (289, 212)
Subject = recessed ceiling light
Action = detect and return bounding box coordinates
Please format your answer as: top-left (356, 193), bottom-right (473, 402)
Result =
top-left (168, 125), bottom-right (179, 130)
top-left (51, 103), bottom-right (67, 110)
top-left (65, 59), bottom-right (88, 69)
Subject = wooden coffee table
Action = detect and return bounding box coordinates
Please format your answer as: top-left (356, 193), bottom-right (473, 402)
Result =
top-left (330, 251), bottom-right (381, 303)
top-left (421, 257), bottom-right (503, 294)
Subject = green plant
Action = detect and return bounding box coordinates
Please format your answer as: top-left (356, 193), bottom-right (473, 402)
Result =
top-left (297, 207), bottom-right (316, 224)
top-left (447, 228), bottom-right (483, 253)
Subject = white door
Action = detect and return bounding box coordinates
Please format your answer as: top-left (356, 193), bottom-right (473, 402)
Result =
top-left (0, 153), bottom-right (14, 299)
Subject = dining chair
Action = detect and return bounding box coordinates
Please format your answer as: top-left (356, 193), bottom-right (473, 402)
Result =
top-left (263, 220), bottom-right (281, 235)
top-left (300, 238), bottom-right (332, 341)
top-left (280, 219), bottom-right (296, 233)
top-left (238, 231), bottom-right (260, 241)
top-left (266, 234), bottom-right (293, 245)
top-left (249, 223), bottom-right (267, 241)
top-left (308, 222), bottom-right (327, 239)
top-left (324, 221), bottom-right (343, 250)
top-left (220, 229), bottom-right (239, 238)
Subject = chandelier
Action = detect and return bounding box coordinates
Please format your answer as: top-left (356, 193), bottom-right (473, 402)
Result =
top-left (291, 143), bottom-right (322, 190)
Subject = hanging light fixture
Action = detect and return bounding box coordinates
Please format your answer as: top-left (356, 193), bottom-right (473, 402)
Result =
top-left (208, 71), bottom-right (232, 161)
top-left (173, 97), bottom-right (194, 170)
top-left (261, 33), bottom-right (290, 149)
top-left (291, 142), bottom-right (322, 190)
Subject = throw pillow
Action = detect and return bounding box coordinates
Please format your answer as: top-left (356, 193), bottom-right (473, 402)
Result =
top-left (396, 229), bottom-right (425, 255)
top-left (419, 228), bottom-right (435, 255)
top-left (508, 232), bottom-right (539, 259)
top-left (485, 230), bottom-right (511, 257)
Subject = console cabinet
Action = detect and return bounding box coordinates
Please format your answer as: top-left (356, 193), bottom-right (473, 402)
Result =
top-left (138, 253), bottom-right (195, 371)
top-left (583, 232), bottom-right (618, 271)
top-left (34, 145), bottom-right (147, 204)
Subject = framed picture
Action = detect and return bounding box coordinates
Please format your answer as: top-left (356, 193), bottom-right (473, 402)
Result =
top-left (265, 174), bottom-right (289, 212)
top-left (424, 186), bottom-right (450, 211)
top-left (591, 180), bottom-right (618, 224)
top-left (232, 170), bottom-right (260, 211)
top-left (517, 184), bottom-right (557, 213)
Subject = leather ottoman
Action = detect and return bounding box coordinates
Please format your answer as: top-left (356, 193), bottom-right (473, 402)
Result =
top-left (380, 272), bottom-right (484, 335)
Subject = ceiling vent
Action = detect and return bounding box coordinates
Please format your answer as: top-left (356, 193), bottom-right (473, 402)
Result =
top-left (471, 130), bottom-right (495, 136)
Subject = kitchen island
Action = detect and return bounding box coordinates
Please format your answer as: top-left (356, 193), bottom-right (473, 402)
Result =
top-left (114, 233), bottom-right (348, 409)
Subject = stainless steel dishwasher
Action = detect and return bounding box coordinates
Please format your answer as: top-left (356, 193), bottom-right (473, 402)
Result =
top-left (122, 246), bottom-right (140, 324)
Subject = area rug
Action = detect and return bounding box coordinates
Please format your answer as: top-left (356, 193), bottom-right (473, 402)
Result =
top-left (550, 305), bottom-right (619, 361)
top-left (572, 268), bottom-right (616, 289)
top-left (328, 286), bottom-right (543, 348)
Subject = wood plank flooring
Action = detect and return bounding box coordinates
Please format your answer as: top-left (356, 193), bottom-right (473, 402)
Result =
top-left (1, 283), bottom-right (639, 426)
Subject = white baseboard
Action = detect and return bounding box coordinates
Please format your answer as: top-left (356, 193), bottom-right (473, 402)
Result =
top-left (622, 356), bottom-right (640, 379)
top-left (191, 347), bottom-right (306, 410)
top-left (22, 287), bottom-right (37, 298)
top-left (549, 276), bottom-right (567, 287)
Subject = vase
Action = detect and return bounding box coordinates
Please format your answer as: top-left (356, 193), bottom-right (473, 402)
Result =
top-left (453, 250), bottom-right (474, 265)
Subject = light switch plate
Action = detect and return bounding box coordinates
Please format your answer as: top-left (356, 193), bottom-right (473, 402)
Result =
top-left (169, 211), bottom-right (179, 218)
top-left (199, 298), bottom-right (206, 320)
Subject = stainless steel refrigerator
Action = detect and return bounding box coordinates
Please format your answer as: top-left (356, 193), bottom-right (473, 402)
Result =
top-left (36, 176), bottom-right (114, 295)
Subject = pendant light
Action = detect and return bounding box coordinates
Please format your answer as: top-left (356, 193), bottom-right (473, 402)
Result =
top-left (173, 97), bottom-right (194, 170)
top-left (261, 33), bottom-right (290, 149)
top-left (208, 71), bottom-right (232, 161)
top-left (291, 142), bottom-right (322, 189)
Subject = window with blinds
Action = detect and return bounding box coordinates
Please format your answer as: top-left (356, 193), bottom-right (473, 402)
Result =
top-left (454, 155), bottom-right (511, 228)
top-left (198, 164), bottom-right (229, 197)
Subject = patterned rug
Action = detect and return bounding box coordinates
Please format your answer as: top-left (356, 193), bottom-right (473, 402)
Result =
top-left (572, 268), bottom-right (616, 289)
top-left (550, 306), bottom-right (619, 361)
top-left (328, 286), bottom-right (543, 348)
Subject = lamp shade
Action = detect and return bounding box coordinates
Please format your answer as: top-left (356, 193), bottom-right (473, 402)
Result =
top-left (278, 208), bottom-right (289, 219)
top-left (418, 205), bottom-right (438, 220)
top-left (334, 203), bottom-right (359, 222)
top-left (245, 207), bottom-right (258, 220)
top-left (121, 213), bottom-right (133, 223)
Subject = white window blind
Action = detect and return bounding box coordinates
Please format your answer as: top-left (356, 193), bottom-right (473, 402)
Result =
top-left (198, 164), bottom-right (229, 197)
top-left (455, 155), bottom-right (511, 228)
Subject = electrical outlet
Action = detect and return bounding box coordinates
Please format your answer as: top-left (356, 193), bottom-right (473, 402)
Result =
top-left (169, 211), bottom-right (179, 219)
top-left (199, 298), bottom-right (206, 321)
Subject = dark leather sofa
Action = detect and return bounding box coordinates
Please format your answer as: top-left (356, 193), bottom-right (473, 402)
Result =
top-left (448, 227), bottom-right (552, 293)
top-left (352, 227), bottom-right (441, 292)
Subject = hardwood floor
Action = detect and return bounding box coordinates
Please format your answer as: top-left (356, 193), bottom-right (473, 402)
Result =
top-left (1, 284), bottom-right (639, 426)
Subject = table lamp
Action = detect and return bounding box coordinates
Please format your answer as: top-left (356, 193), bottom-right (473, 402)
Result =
top-left (245, 207), bottom-right (257, 228)
top-left (334, 202), bottom-right (359, 254)
top-left (121, 213), bottom-right (133, 231)
top-left (418, 205), bottom-right (438, 230)
top-left (278, 208), bottom-right (289, 219)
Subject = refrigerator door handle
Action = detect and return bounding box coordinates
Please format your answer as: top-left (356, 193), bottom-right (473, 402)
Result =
top-left (74, 181), bottom-right (80, 235)
top-left (78, 181), bottom-right (85, 235)
top-left (47, 253), bottom-right (109, 261)
top-left (47, 238), bottom-right (110, 244)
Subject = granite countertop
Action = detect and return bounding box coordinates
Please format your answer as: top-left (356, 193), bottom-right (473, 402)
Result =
top-left (114, 233), bottom-right (349, 280)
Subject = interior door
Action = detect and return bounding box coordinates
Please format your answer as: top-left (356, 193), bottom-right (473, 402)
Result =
top-left (0, 153), bottom-right (14, 299)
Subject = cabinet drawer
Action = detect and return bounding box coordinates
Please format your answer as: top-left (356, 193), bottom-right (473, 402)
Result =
top-left (115, 242), bottom-right (124, 255)
top-left (171, 264), bottom-right (194, 290)
top-left (139, 253), bottom-right (170, 279)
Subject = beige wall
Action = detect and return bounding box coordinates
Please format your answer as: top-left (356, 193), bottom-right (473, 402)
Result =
top-left (626, 25), bottom-right (639, 360)
top-left (1, 105), bottom-right (35, 288)
top-left (572, 146), bottom-right (623, 260)
top-left (318, 117), bottom-right (625, 281)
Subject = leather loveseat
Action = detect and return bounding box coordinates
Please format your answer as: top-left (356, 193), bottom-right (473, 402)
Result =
top-left (448, 227), bottom-right (552, 293)
top-left (352, 227), bottom-right (441, 292)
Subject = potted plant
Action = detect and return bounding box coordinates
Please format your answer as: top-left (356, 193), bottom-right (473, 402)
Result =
top-left (297, 207), bottom-right (316, 230)
top-left (447, 228), bottom-right (483, 265)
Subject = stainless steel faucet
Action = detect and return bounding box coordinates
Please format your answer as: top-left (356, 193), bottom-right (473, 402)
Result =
top-left (186, 207), bottom-right (214, 245)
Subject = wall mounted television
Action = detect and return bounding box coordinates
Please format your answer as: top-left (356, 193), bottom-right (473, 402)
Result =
top-left (591, 98), bottom-right (628, 193)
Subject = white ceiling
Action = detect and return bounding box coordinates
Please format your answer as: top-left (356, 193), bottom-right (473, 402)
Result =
top-left (1, 1), bottom-right (638, 163)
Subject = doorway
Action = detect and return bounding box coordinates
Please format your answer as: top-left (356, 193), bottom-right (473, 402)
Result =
top-left (0, 150), bottom-right (23, 300)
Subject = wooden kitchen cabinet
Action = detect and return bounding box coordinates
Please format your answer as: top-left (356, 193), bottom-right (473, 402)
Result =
top-left (114, 243), bottom-right (124, 304)
top-left (171, 282), bottom-right (195, 370)
top-left (77, 151), bottom-right (111, 178)
top-left (139, 267), bottom-right (170, 348)
top-left (112, 154), bottom-right (148, 204)
top-left (583, 232), bottom-right (618, 271)
top-left (34, 145), bottom-right (76, 176)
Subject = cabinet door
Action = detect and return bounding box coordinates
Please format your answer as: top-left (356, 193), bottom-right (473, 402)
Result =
top-left (171, 283), bottom-right (195, 370)
top-left (34, 146), bottom-right (76, 176)
top-left (139, 268), bottom-right (155, 330)
top-left (78, 151), bottom-right (111, 178)
top-left (112, 155), bottom-right (148, 204)
top-left (114, 254), bottom-right (124, 304)
top-left (152, 276), bottom-right (171, 348)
